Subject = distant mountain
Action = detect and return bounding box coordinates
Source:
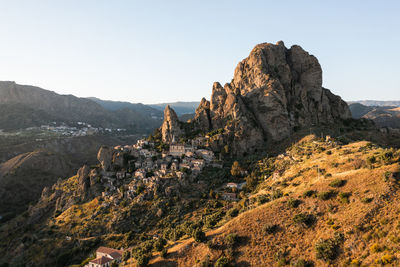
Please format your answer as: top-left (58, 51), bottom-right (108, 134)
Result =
top-left (149, 101), bottom-right (200, 115)
top-left (0, 81), bottom-right (162, 133)
top-left (88, 97), bottom-right (162, 117)
top-left (349, 103), bottom-right (400, 128)
top-left (348, 100), bottom-right (400, 107)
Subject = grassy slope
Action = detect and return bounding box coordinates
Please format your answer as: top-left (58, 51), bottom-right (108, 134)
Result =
top-left (150, 136), bottom-right (400, 266)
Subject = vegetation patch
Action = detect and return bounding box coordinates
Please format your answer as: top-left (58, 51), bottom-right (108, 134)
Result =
top-left (329, 179), bottom-right (346, 188)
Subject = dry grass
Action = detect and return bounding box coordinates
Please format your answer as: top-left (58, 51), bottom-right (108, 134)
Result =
top-left (150, 138), bottom-right (400, 266)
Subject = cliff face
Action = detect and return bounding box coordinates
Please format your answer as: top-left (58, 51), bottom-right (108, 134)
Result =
top-left (193, 41), bottom-right (351, 154)
top-left (161, 105), bottom-right (184, 143)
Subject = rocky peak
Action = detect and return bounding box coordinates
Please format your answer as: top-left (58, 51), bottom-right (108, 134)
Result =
top-left (161, 105), bottom-right (184, 143)
top-left (193, 41), bottom-right (352, 155)
top-left (97, 146), bottom-right (113, 171)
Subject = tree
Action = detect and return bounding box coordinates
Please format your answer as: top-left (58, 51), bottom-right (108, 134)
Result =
top-left (230, 161), bottom-right (242, 177)
top-left (192, 228), bottom-right (206, 243)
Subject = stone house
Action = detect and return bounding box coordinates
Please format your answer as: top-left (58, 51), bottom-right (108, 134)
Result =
top-left (88, 246), bottom-right (123, 267)
top-left (169, 144), bottom-right (185, 156)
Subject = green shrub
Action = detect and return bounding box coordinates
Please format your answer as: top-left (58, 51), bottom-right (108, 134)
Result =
top-left (303, 190), bottom-right (316, 198)
top-left (257, 194), bottom-right (270, 204)
top-left (361, 197), bottom-right (373, 203)
top-left (160, 248), bottom-right (168, 258)
top-left (329, 179), bottom-right (346, 188)
top-left (135, 253), bottom-right (150, 267)
top-left (153, 238), bottom-right (166, 251)
top-left (227, 208), bottom-right (239, 218)
top-left (225, 233), bottom-right (238, 247)
top-left (271, 189), bottom-right (283, 200)
top-left (192, 228), bottom-right (206, 243)
top-left (263, 224), bottom-right (280, 235)
top-left (379, 149), bottom-right (394, 165)
top-left (287, 198), bottom-right (301, 208)
top-left (380, 254), bottom-right (395, 264)
top-left (318, 190), bottom-right (337, 200)
top-left (366, 155), bottom-right (376, 166)
top-left (338, 192), bottom-right (351, 204)
top-left (293, 213), bottom-right (316, 227)
top-left (122, 250), bottom-right (131, 261)
top-left (315, 232), bottom-right (344, 262)
top-left (370, 243), bottom-right (381, 253)
top-left (214, 256), bottom-right (230, 267)
top-left (292, 258), bottom-right (314, 267)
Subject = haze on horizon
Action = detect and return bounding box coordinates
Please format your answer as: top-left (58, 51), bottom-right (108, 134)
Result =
top-left (0, 0), bottom-right (399, 104)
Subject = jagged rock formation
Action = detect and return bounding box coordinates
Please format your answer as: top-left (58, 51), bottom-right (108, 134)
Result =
top-left (193, 41), bottom-right (351, 155)
top-left (77, 165), bottom-right (91, 194)
top-left (97, 146), bottom-right (113, 171)
top-left (161, 105), bottom-right (184, 143)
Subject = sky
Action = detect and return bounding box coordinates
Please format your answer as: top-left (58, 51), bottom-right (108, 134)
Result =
top-left (0, 0), bottom-right (399, 104)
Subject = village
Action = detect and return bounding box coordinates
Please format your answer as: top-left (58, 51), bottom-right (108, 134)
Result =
top-left (96, 135), bottom-right (238, 205)
top-left (85, 136), bottom-right (246, 266)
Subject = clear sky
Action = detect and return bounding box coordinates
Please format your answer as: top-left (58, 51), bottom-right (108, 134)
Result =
top-left (0, 0), bottom-right (399, 104)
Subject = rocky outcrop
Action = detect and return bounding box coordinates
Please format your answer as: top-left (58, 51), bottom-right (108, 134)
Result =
top-left (161, 105), bottom-right (184, 143)
top-left (77, 165), bottom-right (90, 194)
top-left (97, 146), bottom-right (113, 171)
top-left (193, 41), bottom-right (352, 155)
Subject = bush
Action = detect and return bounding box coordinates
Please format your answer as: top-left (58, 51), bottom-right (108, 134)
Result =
top-left (215, 256), bottom-right (230, 267)
top-left (225, 233), bottom-right (238, 247)
top-left (287, 198), bottom-right (301, 208)
top-left (153, 238), bottom-right (166, 251)
top-left (227, 208), bottom-right (239, 218)
top-left (257, 194), bottom-right (270, 204)
top-left (329, 179), bottom-right (346, 188)
top-left (379, 149), bottom-right (394, 165)
top-left (271, 189), bottom-right (283, 200)
top-left (366, 155), bottom-right (376, 166)
top-left (318, 190), bottom-right (337, 200)
top-left (292, 258), bottom-right (314, 267)
top-left (380, 254), bottom-right (394, 264)
top-left (136, 254), bottom-right (150, 267)
top-left (338, 192), bottom-right (351, 204)
top-left (361, 197), bottom-right (373, 203)
top-left (160, 248), bottom-right (168, 258)
top-left (370, 243), bottom-right (381, 253)
top-left (122, 250), bottom-right (131, 261)
top-left (193, 228), bottom-right (206, 243)
top-left (263, 224), bottom-right (280, 235)
top-left (303, 190), bottom-right (316, 198)
top-left (315, 232), bottom-right (344, 262)
top-left (293, 213), bottom-right (316, 227)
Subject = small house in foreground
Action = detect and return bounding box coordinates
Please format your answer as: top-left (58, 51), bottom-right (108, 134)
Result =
top-left (87, 246), bottom-right (123, 267)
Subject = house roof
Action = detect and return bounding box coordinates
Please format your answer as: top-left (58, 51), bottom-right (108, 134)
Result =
top-left (109, 251), bottom-right (123, 259)
top-left (96, 246), bottom-right (123, 256)
top-left (89, 256), bottom-right (113, 265)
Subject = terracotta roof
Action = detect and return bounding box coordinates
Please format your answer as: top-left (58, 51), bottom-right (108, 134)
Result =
top-left (97, 246), bottom-right (123, 256)
top-left (89, 256), bottom-right (113, 265)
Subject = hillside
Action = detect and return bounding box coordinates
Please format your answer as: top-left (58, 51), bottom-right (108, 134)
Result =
top-left (0, 134), bottom-right (140, 223)
top-left (0, 81), bottom-right (162, 133)
top-left (349, 103), bottom-right (400, 128)
top-left (88, 97), bottom-right (163, 118)
top-left (349, 100), bottom-right (400, 107)
top-left (150, 136), bottom-right (400, 266)
top-left (1, 133), bottom-right (399, 266)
